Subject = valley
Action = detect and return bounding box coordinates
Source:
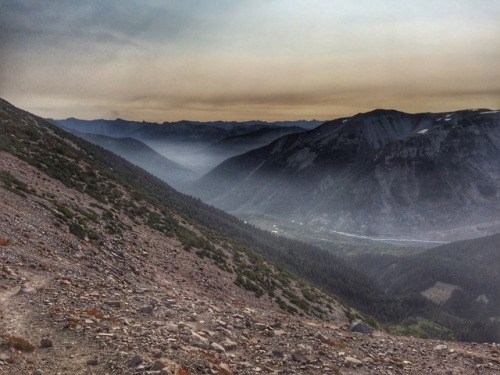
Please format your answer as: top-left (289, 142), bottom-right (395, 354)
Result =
top-left (1, 98), bottom-right (500, 374)
top-left (2, 2), bottom-right (499, 374)
top-left (237, 213), bottom-right (432, 257)
top-left (48, 103), bottom-right (500, 346)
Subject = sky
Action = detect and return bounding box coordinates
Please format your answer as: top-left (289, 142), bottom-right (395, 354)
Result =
top-left (0, 0), bottom-right (499, 122)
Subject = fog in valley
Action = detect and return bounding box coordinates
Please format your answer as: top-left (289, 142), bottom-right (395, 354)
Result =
top-left (145, 140), bottom-right (238, 177)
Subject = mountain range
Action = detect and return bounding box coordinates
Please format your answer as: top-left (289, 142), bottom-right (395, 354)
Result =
top-left (53, 118), bottom-right (316, 176)
top-left (192, 109), bottom-right (500, 242)
top-left (2, 98), bottom-right (500, 374)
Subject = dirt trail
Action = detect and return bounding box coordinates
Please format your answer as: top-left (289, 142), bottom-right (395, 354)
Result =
top-left (0, 270), bottom-right (111, 374)
top-left (0, 270), bottom-right (50, 336)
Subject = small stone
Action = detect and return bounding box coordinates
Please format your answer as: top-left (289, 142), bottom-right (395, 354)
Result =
top-left (165, 299), bottom-right (177, 307)
top-left (3, 266), bottom-right (16, 277)
top-left (32, 371), bottom-right (43, 375)
top-left (189, 313), bottom-right (198, 322)
top-left (218, 363), bottom-right (233, 375)
top-left (104, 300), bottom-right (122, 308)
top-left (345, 356), bottom-right (363, 367)
top-left (314, 332), bottom-right (332, 343)
top-left (292, 352), bottom-right (309, 364)
top-left (472, 356), bottom-right (484, 364)
top-left (151, 360), bottom-right (166, 371)
top-left (254, 323), bottom-right (267, 330)
top-left (128, 354), bottom-right (143, 367)
top-left (210, 342), bottom-right (226, 353)
top-left (86, 358), bottom-right (99, 366)
top-left (216, 319), bottom-right (228, 328)
top-left (271, 349), bottom-right (284, 358)
top-left (165, 322), bottom-right (178, 332)
top-left (270, 321), bottom-right (282, 329)
top-left (17, 283), bottom-right (35, 295)
top-left (433, 344), bottom-right (448, 353)
top-left (40, 338), bottom-right (53, 348)
top-left (223, 338), bottom-right (238, 350)
top-left (138, 305), bottom-right (154, 315)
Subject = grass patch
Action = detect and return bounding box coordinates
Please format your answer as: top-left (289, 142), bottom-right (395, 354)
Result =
top-left (1, 335), bottom-right (36, 352)
top-left (386, 316), bottom-right (456, 340)
top-left (0, 170), bottom-right (30, 197)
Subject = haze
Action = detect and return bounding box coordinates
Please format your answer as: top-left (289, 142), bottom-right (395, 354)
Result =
top-left (1, 0), bottom-right (499, 121)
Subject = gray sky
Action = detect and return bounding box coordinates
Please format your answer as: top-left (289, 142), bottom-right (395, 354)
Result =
top-left (1, 0), bottom-right (499, 121)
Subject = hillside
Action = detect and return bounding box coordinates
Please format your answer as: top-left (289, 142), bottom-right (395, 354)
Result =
top-left (206, 126), bottom-right (306, 160)
top-left (192, 109), bottom-right (500, 242)
top-left (347, 233), bottom-right (500, 342)
top-left (75, 132), bottom-right (196, 190)
top-left (1, 98), bottom-right (500, 374)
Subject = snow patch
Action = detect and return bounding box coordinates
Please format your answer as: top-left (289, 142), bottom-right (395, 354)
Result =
top-left (417, 129), bottom-right (428, 134)
top-left (480, 110), bottom-right (499, 115)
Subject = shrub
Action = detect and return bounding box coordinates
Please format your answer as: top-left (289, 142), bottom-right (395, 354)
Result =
top-left (2, 335), bottom-right (35, 352)
top-left (69, 222), bottom-right (86, 239)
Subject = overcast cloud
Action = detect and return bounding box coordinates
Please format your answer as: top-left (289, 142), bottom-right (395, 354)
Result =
top-left (1, 0), bottom-right (499, 121)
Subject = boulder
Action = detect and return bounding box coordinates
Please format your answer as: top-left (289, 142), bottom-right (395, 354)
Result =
top-left (349, 319), bottom-right (373, 335)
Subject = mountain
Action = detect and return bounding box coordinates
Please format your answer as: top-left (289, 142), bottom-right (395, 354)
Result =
top-left (52, 118), bottom-right (228, 143)
top-left (75, 132), bottom-right (196, 190)
top-left (206, 126), bottom-right (306, 163)
top-left (192, 109), bottom-right (500, 242)
top-left (53, 118), bottom-right (321, 140)
top-left (186, 119), bottom-right (322, 131)
top-left (347, 233), bottom-right (500, 342)
top-left (2, 98), bottom-right (500, 374)
top-left (52, 118), bottom-right (314, 176)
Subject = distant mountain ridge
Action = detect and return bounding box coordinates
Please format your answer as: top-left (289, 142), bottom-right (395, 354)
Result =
top-left (52, 118), bottom-right (321, 143)
top-left (192, 109), bottom-right (500, 241)
top-left (51, 117), bottom-right (317, 176)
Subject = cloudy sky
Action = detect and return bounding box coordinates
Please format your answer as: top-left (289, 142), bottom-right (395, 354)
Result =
top-left (1, 0), bottom-right (499, 121)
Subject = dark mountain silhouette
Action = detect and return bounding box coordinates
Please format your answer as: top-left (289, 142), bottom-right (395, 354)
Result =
top-left (192, 109), bottom-right (500, 241)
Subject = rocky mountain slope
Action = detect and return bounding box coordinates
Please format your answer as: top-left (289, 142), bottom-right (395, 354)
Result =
top-left (192, 109), bottom-right (500, 242)
top-left (1, 98), bottom-right (500, 374)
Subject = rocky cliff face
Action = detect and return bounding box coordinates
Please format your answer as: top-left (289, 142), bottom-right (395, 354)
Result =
top-left (193, 109), bottom-right (500, 241)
